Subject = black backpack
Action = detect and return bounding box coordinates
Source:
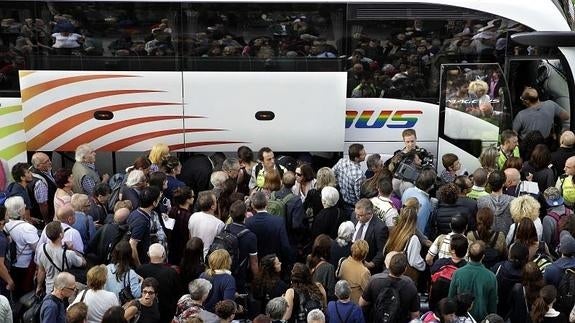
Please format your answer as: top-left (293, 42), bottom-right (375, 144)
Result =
top-left (5, 221), bottom-right (25, 267)
top-left (207, 224), bottom-right (249, 275)
top-left (295, 290), bottom-right (323, 323)
top-left (473, 231), bottom-right (502, 269)
top-left (374, 280), bottom-right (401, 323)
top-left (556, 268), bottom-right (575, 314)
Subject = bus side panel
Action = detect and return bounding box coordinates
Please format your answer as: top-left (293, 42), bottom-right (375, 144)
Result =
top-left (0, 98), bottom-right (27, 168)
top-left (19, 70), bottom-right (185, 152)
top-left (181, 72), bottom-right (347, 152)
top-left (345, 98), bottom-right (440, 157)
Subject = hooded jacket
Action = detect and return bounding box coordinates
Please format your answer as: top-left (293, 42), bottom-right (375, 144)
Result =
top-left (477, 193), bottom-right (514, 234)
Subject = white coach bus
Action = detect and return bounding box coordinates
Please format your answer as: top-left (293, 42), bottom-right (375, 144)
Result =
top-left (0, 0), bottom-right (573, 173)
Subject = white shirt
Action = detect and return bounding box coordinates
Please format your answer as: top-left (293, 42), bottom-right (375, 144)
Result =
top-left (35, 223), bottom-right (84, 264)
top-left (4, 220), bottom-right (39, 268)
top-left (188, 211), bottom-right (225, 258)
top-left (353, 217), bottom-right (373, 242)
top-left (70, 289), bottom-right (119, 323)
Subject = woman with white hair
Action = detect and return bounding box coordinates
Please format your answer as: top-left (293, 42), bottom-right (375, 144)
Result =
top-left (329, 221), bottom-right (355, 267)
top-left (172, 278), bottom-right (219, 323)
top-left (311, 186), bottom-right (346, 240)
top-left (326, 280), bottom-right (365, 322)
top-left (3, 196), bottom-right (39, 299)
top-left (119, 169), bottom-right (147, 210)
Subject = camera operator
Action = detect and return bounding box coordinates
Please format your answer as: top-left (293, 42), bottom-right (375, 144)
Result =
top-left (389, 129), bottom-right (434, 198)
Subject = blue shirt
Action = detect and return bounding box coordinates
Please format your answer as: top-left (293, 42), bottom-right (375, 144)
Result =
top-left (327, 300), bottom-right (365, 323)
top-left (40, 294), bottom-right (65, 323)
top-left (71, 211), bottom-right (96, 252)
top-left (104, 264), bottom-right (142, 298)
top-left (544, 257), bottom-right (575, 287)
top-left (402, 187), bottom-right (432, 235)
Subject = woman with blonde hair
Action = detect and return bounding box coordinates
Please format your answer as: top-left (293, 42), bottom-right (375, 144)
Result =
top-left (337, 239), bottom-right (371, 303)
top-left (199, 249), bottom-right (238, 313)
top-left (71, 264), bottom-right (119, 323)
top-left (384, 197), bottom-right (425, 282)
top-left (304, 167), bottom-right (338, 221)
top-left (507, 195), bottom-right (543, 245)
top-left (479, 145), bottom-right (499, 174)
top-left (148, 143), bottom-right (170, 173)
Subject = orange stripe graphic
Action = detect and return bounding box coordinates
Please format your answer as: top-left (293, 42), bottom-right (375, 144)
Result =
top-left (25, 90), bottom-right (161, 129)
top-left (27, 102), bottom-right (183, 148)
top-left (21, 74), bottom-right (137, 102)
top-left (97, 128), bottom-right (224, 151)
top-left (169, 141), bottom-right (247, 151)
top-left (51, 116), bottom-right (205, 151)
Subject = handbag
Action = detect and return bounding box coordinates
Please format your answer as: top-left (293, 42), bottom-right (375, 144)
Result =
top-left (119, 270), bottom-right (135, 305)
top-left (20, 292), bottom-right (47, 323)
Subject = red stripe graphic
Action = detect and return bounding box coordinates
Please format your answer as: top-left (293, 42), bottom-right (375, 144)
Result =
top-left (96, 128), bottom-right (226, 151)
top-left (51, 117), bottom-right (207, 151)
top-left (169, 141), bottom-right (247, 151)
top-left (25, 90), bottom-right (162, 129)
top-left (21, 74), bottom-right (137, 103)
top-left (27, 102), bottom-right (183, 148)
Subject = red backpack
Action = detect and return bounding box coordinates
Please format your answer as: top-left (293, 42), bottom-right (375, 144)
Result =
top-left (548, 208), bottom-right (573, 246)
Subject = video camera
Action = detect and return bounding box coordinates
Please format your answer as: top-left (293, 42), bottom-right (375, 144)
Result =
top-left (391, 147), bottom-right (434, 183)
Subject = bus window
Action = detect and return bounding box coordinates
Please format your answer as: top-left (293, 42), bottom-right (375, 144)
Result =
top-left (344, 3), bottom-right (529, 101)
top-left (437, 63), bottom-right (509, 172)
top-left (182, 3), bottom-right (345, 71)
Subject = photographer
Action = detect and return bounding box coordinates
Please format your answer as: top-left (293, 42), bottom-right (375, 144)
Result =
top-left (391, 148), bottom-right (434, 198)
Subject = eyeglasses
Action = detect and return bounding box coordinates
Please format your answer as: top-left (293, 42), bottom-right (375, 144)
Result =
top-left (142, 290), bottom-right (156, 295)
top-left (64, 286), bottom-right (77, 292)
top-left (295, 173), bottom-right (302, 176)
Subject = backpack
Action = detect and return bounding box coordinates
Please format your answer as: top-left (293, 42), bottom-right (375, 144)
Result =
top-left (207, 224), bottom-right (249, 275)
top-left (548, 208), bottom-right (573, 247)
top-left (473, 231), bottom-right (502, 269)
top-left (21, 293), bottom-right (51, 323)
top-left (5, 221), bottom-right (25, 267)
top-left (295, 290), bottom-right (323, 323)
top-left (0, 182), bottom-right (17, 206)
top-left (267, 191), bottom-right (294, 218)
top-left (374, 281), bottom-right (402, 323)
top-left (107, 172), bottom-right (126, 211)
top-left (428, 263), bottom-right (458, 310)
top-left (555, 268), bottom-right (575, 314)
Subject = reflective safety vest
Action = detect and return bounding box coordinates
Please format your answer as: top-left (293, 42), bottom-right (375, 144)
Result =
top-left (497, 146), bottom-right (520, 170)
top-left (561, 175), bottom-right (575, 205)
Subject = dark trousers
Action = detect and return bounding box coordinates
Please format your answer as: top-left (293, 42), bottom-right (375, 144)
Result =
top-left (11, 261), bottom-right (35, 300)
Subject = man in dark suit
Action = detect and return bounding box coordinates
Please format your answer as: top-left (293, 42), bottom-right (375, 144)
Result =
top-left (352, 198), bottom-right (388, 273)
top-left (245, 191), bottom-right (293, 265)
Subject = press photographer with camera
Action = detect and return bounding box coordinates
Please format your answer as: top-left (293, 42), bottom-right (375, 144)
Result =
top-left (389, 129), bottom-right (435, 198)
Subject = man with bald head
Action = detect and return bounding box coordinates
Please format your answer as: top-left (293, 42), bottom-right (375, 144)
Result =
top-left (512, 87), bottom-right (569, 141)
top-left (503, 168), bottom-right (521, 197)
top-left (28, 152), bottom-right (57, 224)
top-left (86, 207), bottom-right (131, 265)
top-left (40, 272), bottom-right (77, 323)
top-left (552, 131), bottom-right (575, 175)
top-left (36, 205), bottom-right (84, 261)
top-left (557, 156), bottom-right (575, 208)
top-left (448, 241), bottom-right (497, 322)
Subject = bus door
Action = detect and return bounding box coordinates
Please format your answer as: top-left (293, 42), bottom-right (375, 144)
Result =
top-left (437, 63), bottom-right (511, 174)
top-left (505, 57), bottom-right (571, 142)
